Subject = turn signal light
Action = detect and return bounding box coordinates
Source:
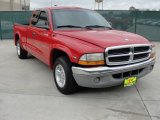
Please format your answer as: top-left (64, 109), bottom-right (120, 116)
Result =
top-left (78, 60), bottom-right (105, 66)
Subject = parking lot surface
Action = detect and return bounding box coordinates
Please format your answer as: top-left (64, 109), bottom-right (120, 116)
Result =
top-left (0, 40), bottom-right (160, 120)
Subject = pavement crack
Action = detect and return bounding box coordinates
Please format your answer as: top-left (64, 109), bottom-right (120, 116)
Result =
top-left (135, 85), bottom-right (153, 120)
top-left (106, 108), bottom-right (160, 119)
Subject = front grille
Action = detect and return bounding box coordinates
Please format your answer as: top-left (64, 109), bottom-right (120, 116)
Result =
top-left (108, 48), bottom-right (130, 55)
top-left (134, 53), bottom-right (149, 60)
top-left (134, 46), bottom-right (150, 53)
top-left (113, 68), bottom-right (144, 79)
top-left (105, 44), bottom-right (151, 66)
top-left (109, 56), bottom-right (130, 62)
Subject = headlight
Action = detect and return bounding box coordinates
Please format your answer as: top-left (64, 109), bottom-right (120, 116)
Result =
top-left (150, 45), bottom-right (156, 58)
top-left (78, 53), bottom-right (105, 66)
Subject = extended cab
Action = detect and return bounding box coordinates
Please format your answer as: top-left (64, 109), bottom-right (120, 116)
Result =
top-left (14, 7), bottom-right (156, 94)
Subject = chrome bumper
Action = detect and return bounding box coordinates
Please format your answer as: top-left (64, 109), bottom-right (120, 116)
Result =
top-left (72, 58), bottom-right (155, 88)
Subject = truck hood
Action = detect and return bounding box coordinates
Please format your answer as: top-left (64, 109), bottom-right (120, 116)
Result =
top-left (55, 30), bottom-right (150, 48)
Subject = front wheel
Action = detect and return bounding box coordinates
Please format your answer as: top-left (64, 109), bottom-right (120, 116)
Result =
top-left (53, 56), bottom-right (79, 94)
top-left (16, 40), bottom-right (28, 59)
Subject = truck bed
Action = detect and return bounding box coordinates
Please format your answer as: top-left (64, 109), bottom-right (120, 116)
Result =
top-left (13, 23), bottom-right (29, 46)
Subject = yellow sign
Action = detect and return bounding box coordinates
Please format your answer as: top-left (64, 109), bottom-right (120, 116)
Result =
top-left (124, 77), bottom-right (137, 87)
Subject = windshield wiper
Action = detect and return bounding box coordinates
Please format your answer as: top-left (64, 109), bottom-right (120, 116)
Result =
top-left (56, 25), bottom-right (112, 30)
top-left (85, 25), bottom-right (112, 29)
top-left (57, 25), bottom-right (82, 28)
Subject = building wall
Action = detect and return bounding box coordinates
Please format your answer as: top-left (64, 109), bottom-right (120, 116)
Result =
top-left (0, 0), bottom-right (30, 11)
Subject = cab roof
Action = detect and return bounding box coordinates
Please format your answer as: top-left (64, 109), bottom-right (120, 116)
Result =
top-left (38, 6), bottom-right (90, 11)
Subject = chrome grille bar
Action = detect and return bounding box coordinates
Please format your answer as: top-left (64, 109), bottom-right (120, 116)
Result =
top-left (105, 44), bottom-right (151, 66)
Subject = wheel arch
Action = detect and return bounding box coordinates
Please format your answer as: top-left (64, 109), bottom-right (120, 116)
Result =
top-left (49, 48), bottom-right (74, 69)
top-left (14, 33), bottom-right (20, 46)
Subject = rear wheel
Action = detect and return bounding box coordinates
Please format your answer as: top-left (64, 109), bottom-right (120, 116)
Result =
top-left (53, 56), bottom-right (79, 94)
top-left (16, 40), bottom-right (28, 59)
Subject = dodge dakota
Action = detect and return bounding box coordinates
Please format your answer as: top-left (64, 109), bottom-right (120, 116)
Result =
top-left (14, 7), bottom-right (156, 94)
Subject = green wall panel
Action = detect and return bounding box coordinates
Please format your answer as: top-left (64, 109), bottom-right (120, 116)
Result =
top-left (0, 10), bottom-right (159, 41)
top-left (0, 11), bottom-right (31, 39)
top-left (97, 10), bottom-right (160, 41)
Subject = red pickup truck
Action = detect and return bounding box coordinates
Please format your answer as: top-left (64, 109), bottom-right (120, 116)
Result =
top-left (14, 7), bottom-right (156, 94)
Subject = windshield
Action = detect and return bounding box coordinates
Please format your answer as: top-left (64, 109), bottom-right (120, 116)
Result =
top-left (52, 9), bottom-right (111, 29)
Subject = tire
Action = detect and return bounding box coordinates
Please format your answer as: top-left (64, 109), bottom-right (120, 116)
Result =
top-left (53, 56), bottom-right (79, 94)
top-left (16, 40), bottom-right (28, 59)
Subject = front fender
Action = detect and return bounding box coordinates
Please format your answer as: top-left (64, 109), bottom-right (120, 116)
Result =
top-left (49, 33), bottom-right (104, 68)
top-left (54, 43), bottom-right (77, 62)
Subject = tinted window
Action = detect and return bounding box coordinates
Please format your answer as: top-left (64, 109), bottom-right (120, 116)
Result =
top-left (31, 11), bottom-right (40, 24)
top-left (32, 11), bottom-right (49, 28)
top-left (52, 9), bottom-right (111, 29)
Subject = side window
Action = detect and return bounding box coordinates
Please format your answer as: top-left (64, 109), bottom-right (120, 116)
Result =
top-left (32, 11), bottom-right (49, 28)
top-left (31, 11), bottom-right (40, 25)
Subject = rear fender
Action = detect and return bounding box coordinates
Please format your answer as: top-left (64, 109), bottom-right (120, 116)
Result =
top-left (14, 32), bottom-right (21, 46)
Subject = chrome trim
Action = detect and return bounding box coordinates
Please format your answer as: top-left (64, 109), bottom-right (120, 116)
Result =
top-left (17, 42), bottom-right (20, 56)
top-left (108, 53), bottom-right (132, 57)
top-left (105, 44), bottom-right (151, 66)
top-left (55, 64), bottom-right (66, 88)
top-left (72, 58), bottom-right (155, 75)
top-left (134, 50), bottom-right (151, 55)
top-left (72, 58), bottom-right (155, 88)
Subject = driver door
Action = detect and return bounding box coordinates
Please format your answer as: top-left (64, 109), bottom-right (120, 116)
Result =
top-left (27, 10), bottom-right (51, 64)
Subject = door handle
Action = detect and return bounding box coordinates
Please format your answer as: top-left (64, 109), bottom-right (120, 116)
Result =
top-left (32, 32), bottom-right (36, 36)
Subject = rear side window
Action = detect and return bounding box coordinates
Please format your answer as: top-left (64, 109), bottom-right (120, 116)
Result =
top-left (31, 11), bottom-right (40, 25)
top-left (31, 11), bottom-right (49, 28)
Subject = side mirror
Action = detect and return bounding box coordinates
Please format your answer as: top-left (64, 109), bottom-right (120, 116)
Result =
top-left (31, 17), bottom-right (38, 25)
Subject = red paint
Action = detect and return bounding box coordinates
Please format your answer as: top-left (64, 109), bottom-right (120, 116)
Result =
top-left (14, 7), bottom-right (151, 68)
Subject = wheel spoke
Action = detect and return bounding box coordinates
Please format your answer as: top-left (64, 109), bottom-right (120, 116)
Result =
top-left (17, 43), bottom-right (20, 56)
top-left (55, 64), bottom-right (66, 88)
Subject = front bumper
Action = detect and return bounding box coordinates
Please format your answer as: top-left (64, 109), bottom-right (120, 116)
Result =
top-left (72, 58), bottom-right (155, 88)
